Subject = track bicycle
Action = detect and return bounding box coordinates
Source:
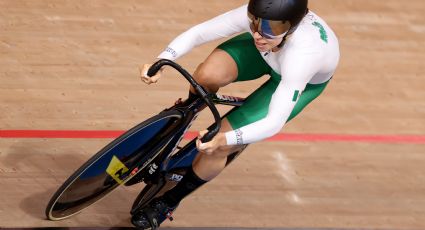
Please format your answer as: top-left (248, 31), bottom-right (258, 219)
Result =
top-left (45, 59), bottom-right (247, 224)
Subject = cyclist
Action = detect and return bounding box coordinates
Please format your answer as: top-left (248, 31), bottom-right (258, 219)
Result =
top-left (133, 0), bottom-right (340, 228)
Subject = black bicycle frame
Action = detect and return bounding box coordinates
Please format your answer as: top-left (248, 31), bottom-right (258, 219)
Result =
top-left (140, 59), bottom-right (246, 182)
top-left (148, 59), bottom-right (221, 143)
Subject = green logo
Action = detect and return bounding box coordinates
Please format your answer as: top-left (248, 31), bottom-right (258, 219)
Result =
top-left (312, 22), bottom-right (328, 43)
top-left (292, 90), bottom-right (300, 102)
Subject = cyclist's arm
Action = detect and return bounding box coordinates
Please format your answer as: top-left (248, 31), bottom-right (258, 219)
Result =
top-left (157, 5), bottom-right (249, 60)
top-left (224, 49), bottom-right (323, 145)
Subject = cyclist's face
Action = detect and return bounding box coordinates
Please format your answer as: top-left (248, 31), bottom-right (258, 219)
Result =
top-left (252, 32), bottom-right (283, 52)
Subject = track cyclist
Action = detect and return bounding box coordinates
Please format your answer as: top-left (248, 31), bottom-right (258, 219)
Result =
top-left (133, 0), bottom-right (340, 228)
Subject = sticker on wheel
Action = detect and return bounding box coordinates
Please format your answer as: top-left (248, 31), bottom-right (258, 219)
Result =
top-left (106, 156), bottom-right (129, 184)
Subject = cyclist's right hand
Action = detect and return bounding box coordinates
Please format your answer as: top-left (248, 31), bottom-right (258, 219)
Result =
top-left (139, 63), bottom-right (163, 85)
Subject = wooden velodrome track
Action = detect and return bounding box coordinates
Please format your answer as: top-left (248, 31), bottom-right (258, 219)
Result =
top-left (1, 0), bottom-right (424, 229)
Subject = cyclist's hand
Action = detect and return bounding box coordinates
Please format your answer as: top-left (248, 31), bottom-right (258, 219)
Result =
top-left (196, 130), bottom-right (227, 155)
top-left (139, 63), bottom-right (163, 84)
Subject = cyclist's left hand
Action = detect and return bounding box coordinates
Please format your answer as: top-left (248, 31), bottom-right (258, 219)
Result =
top-left (139, 63), bottom-right (163, 85)
top-left (196, 130), bottom-right (227, 155)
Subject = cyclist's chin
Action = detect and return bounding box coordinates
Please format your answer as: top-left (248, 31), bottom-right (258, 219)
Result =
top-left (255, 44), bottom-right (271, 52)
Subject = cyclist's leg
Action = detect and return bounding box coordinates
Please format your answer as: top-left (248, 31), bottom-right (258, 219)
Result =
top-left (189, 32), bottom-right (271, 93)
top-left (189, 49), bottom-right (237, 93)
top-left (192, 76), bottom-right (281, 181)
top-left (191, 33), bottom-right (272, 180)
top-left (163, 32), bottom-right (269, 199)
top-left (192, 118), bottom-right (245, 180)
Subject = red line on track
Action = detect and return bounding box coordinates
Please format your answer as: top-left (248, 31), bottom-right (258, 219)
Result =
top-left (0, 130), bottom-right (424, 144)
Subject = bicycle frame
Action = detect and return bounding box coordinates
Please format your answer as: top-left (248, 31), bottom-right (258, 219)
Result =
top-left (135, 58), bottom-right (247, 182)
top-left (128, 95), bottom-right (247, 213)
top-left (131, 92), bottom-right (245, 183)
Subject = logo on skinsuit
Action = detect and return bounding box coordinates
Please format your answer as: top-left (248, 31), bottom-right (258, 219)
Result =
top-left (106, 156), bottom-right (129, 184)
top-left (312, 22), bottom-right (328, 43)
top-left (292, 90), bottom-right (301, 102)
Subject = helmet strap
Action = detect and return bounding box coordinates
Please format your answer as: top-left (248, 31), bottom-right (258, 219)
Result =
top-left (277, 9), bottom-right (308, 49)
top-left (277, 35), bottom-right (287, 48)
top-left (277, 20), bottom-right (302, 48)
top-left (276, 27), bottom-right (292, 49)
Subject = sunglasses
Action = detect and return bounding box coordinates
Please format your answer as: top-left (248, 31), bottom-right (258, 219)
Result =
top-left (248, 12), bottom-right (292, 39)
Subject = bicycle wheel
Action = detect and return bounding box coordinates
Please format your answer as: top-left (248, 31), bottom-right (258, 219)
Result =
top-left (46, 110), bottom-right (184, 220)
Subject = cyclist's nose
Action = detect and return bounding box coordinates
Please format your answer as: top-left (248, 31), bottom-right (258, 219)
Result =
top-left (253, 32), bottom-right (263, 39)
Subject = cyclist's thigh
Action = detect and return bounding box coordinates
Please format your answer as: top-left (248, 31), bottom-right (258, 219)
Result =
top-left (217, 32), bottom-right (271, 82)
top-left (226, 72), bottom-right (281, 129)
top-left (194, 49), bottom-right (238, 89)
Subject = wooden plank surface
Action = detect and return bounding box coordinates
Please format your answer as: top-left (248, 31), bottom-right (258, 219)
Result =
top-left (0, 0), bottom-right (424, 229)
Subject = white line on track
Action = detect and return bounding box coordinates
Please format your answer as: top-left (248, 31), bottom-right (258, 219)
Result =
top-left (272, 151), bottom-right (303, 204)
top-left (44, 16), bottom-right (115, 24)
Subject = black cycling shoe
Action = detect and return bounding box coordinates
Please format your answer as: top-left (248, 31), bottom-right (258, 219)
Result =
top-left (131, 197), bottom-right (177, 230)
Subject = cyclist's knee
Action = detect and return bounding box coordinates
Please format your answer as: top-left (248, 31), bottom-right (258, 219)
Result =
top-left (193, 50), bottom-right (237, 92)
top-left (193, 64), bottom-right (220, 92)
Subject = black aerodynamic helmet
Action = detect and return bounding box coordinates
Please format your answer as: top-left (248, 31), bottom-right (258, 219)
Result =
top-left (247, 0), bottom-right (308, 38)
